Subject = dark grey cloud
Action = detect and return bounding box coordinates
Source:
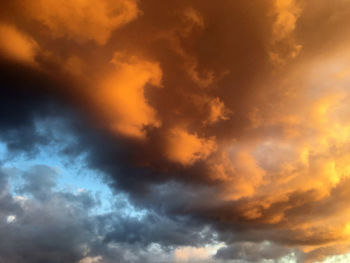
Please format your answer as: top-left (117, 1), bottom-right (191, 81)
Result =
top-left (18, 165), bottom-right (57, 201)
top-left (0, 165), bottom-right (96, 263)
top-left (0, 165), bottom-right (199, 263)
top-left (0, 168), bottom-right (22, 222)
top-left (0, 60), bottom-right (75, 158)
top-left (102, 213), bottom-right (215, 248)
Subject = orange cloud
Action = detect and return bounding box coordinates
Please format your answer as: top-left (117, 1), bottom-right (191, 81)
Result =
top-left (20, 0), bottom-right (139, 45)
top-left (272, 0), bottom-right (301, 42)
top-left (165, 128), bottom-right (217, 166)
top-left (269, 0), bottom-right (302, 65)
top-left (174, 245), bottom-right (220, 263)
top-left (95, 53), bottom-right (162, 138)
top-left (206, 97), bottom-right (231, 124)
top-left (0, 24), bottom-right (38, 65)
top-left (210, 149), bottom-right (266, 200)
top-left (161, 7), bottom-right (216, 88)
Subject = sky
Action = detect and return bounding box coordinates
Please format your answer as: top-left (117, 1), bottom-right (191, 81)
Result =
top-left (1, 0), bottom-right (350, 262)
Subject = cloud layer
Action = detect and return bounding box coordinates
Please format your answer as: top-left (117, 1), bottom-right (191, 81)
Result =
top-left (2, 0), bottom-right (350, 262)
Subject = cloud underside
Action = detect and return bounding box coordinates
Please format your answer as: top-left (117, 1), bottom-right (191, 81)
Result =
top-left (2, 0), bottom-right (350, 262)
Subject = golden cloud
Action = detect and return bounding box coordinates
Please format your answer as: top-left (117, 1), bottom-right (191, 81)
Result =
top-left (15, 0), bottom-right (139, 44)
top-left (0, 24), bottom-right (38, 65)
top-left (95, 53), bottom-right (162, 138)
top-left (4, 0), bottom-right (350, 261)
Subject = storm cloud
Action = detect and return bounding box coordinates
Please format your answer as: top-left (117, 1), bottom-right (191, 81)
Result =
top-left (2, 0), bottom-right (350, 262)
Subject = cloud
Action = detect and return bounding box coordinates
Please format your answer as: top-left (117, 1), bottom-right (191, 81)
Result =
top-left (269, 0), bottom-right (302, 65)
top-left (206, 98), bottom-right (231, 125)
top-left (18, 165), bottom-right (58, 200)
top-left (165, 127), bottom-right (217, 166)
top-left (272, 0), bottom-right (301, 42)
top-left (0, 166), bottom-right (98, 263)
top-left (15, 0), bottom-right (139, 45)
top-left (0, 24), bottom-right (38, 65)
top-left (174, 246), bottom-right (217, 263)
top-left (215, 241), bottom-right (303, 262)
top-left (0, 163), bottom-right (219, 263)
top-left (3, 0), bottom-right (350, 262)
top-left (79, 256), bottom-right (103, 263)
top-left (95, 53), bottom-right (162, 138)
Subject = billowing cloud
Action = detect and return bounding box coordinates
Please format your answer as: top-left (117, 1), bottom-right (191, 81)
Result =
top-left (215, 241), bottom-right (302, 262)
top-left (94, 53), bottom-right (162, 138)
top-left (2, 0), bottom-right (350, 262)
top-left (206, 98), bottom-right (231, 125)
top-left (13, 0), bottom-right (139, 45)
top-left (0, 24), bottom-right (38, 65)
top-left (165, 127), bottom-right (216, 166)
top-left (269, 0), bottom-right (302, 65)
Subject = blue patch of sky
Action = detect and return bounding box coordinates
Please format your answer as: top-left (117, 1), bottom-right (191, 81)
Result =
top-left (0, 118), bottom-right (147, 218)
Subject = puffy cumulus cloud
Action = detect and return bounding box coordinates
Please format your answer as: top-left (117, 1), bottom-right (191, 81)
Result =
top-left (215, 241), bottom-right (302, 262)
top-left (165, 127), bottom-right (217, 166)
top-left (4, 0), bottom-right (350, 262)
top-left (94, 53), bottom-right (162, 138)
top-left (13, 0), bottom-right (139, 45)
top-left (0, 166), bottom-right (97, 263)
top-left (0, 164), bottom-right (219, 263)
top-left (0, 24), bottom-right (38, 65)
top-left (174, 245), bottom-right (218, 263)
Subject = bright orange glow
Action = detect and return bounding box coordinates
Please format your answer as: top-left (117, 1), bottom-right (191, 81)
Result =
top-left (165, 127), bottom-right (216, 166)
top-left (0, 24), bottom-right (38, 65)
top-left (96, 53), bottom-right (162, 138)
top-left (20, 0), bottom-right (139, 44)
